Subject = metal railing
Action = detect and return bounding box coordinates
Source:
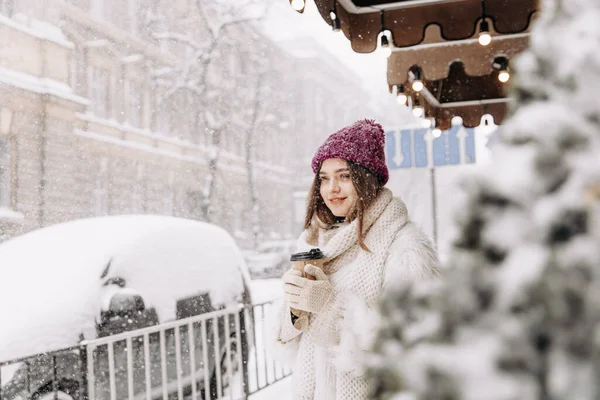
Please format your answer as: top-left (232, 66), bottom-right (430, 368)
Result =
top-left (0, 302), bottom-right (291, 400)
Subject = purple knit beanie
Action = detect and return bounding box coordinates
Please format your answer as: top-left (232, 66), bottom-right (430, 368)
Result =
top-left (311, 119), bottom-right (389, 185)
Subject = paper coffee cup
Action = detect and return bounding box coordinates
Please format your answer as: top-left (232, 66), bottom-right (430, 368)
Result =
top-left (290, 248), bottom-right (325, 280)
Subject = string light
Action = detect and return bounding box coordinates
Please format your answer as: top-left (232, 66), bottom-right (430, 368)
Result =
top-left (411, 68), bottom-right (424, 92)
top-left (492, 56), bottom-right (510, 83)
top-left (290, 0), bottom-right (305, 13)
top-left (330, 10), bottom-right (340, 32)
top-left (451, 116), bottom-right (463, 125)
top-left (412, 80), bottom-right (424, 92)
top-left (498, 69), bottom-right (510, 82)
top-left (412, 97), bottom-right (424, 118)
top-left (478, 20), bottom-right (491, 46)
top-left (432, 128), bottom-right (442, 138)
top-left (396, 84), bottom-right (407, 105)
top-left (380, 35), bottom-right (392, 58)
top-left (379, 11), bottom-right (392, 58)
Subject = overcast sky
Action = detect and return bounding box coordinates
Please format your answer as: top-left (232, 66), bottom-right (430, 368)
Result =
top-left (261, 1), bottom-right (389, 98)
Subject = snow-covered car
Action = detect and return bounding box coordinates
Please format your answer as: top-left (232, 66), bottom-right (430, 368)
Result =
top-left (244, 240), bottom-right (297, 279)
top-left (0, 215), bottom-right (252, 400)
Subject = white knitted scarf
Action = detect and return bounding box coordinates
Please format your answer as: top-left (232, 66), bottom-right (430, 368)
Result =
top-left (292, 188), bottom-right (409, 400)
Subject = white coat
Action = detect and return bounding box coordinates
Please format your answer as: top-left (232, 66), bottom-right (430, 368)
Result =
top-left (271, 188), bottom-right (439, 399)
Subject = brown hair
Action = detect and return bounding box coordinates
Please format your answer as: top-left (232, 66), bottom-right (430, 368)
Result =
top-left (303, 160), bottom-right (382, 251)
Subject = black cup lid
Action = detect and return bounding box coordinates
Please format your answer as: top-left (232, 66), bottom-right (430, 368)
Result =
top-left (290, 248), bottom-right (325, 261)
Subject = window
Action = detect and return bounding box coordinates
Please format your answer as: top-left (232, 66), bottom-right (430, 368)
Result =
top-left (130, 168), bottom-right (147, 215)
top-left (184, 91), bottom-right (196, 140)
top-left (0, 0), bottom-right (16, 17)
top-left (126, 80), bottom-right (143, 127)
top-left (228, 52), bottom-right (238, 77)
top-left (186, 190), bottom-right (203, 220)
top-left (265, 134), bottom-right (274, 165)
top-left (90, 0), bottom-right (106, 20)
top-left (162, 186), bottom-right (174, 215)
top-left (132, 166), bottom-right (145, 213)
top-left (94, 176), bottom-right (108, 216)
top-left (155, 92), bottom-right (170, 135)
top-left (314, 89), bottom-right (325, 129)
top-left (0, 138), bottom-right (11, 208)
top-left (128, 0), bottom-right (138, 35)
top-left (88, 66), bottom-right (110, 119)
top-left (131, 182), bottom-right (144, 213)
top-left (70, 49), bottom-right (86, 95)
top-left (158, 108), bottom-right (170, 135)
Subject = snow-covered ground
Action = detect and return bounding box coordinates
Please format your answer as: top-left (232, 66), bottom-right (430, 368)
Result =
top-left (249, 278), bottom-right (283, 304)
top-left (249, 377), bottom-right (292, 399)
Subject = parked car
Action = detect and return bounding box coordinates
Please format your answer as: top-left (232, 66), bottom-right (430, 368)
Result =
top-left (0, 215), bottom-right (252, 400)
top-left (244, 240), bottom-right (297, 279)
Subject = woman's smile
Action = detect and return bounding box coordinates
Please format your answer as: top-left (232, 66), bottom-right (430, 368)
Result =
top-left (319, 159), bottom-right (358, 217)
top-left (329, 197), bottom-right (346, 204)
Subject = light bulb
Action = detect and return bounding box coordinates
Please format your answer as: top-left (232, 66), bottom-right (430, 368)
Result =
top-left (412, 80), bottom-right (424, 92)
top-left (432, 128), bottom-right (442, 138)
top-left (412, 107), bottom-right (424, 118)
top-left (451, 116), bottom-right (463, 125)
top-left (396, 94), bottom-right (408, 105)
top-left (290, 0), bottom-right (305, 12)
top-left (329, 11), bottom-right (337, 20)
top-left (332, 18), bottom-right (341, 32)
top-left (498, 70), bottom-right (510, 83)
top-left (479, 32), bottom-right (491, 46)
top-left (478, 20), bottom-right (491, 46)
top-left (380, 35), bottom-right (392, 58)
top-left (422, 119), bottom-right (432, 128)
top-left (492, 56), bottom-right (510, 83)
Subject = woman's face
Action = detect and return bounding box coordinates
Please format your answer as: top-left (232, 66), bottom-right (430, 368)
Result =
top-left (319, 158), bottom-right (358, 217)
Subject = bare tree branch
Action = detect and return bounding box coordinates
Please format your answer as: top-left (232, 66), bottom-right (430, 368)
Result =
top-left (152, 31), bottom-right (202, 51)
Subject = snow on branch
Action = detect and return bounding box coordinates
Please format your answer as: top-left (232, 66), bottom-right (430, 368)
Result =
top-left (152, 31), bottom-right (202, 51)
top-left (198, 0), bottom-right (271, 39)
top-left (151, 67), bottom-right (175, 78)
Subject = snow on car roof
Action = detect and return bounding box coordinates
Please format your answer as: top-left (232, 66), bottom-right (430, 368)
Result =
top-left (0, 215), bottom-right (249, 362)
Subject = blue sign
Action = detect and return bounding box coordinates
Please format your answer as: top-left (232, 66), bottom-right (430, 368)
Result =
top-left (414, 129), bottom-right (428, 167)
top-left (386, 126), bottom-right (476, 169)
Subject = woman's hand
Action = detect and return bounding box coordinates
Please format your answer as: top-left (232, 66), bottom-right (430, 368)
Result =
top-left (283, 264), bottom-right (333, 313)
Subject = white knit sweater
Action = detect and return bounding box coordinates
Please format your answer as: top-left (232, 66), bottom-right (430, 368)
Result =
top-left (271, 189), bottom-right (439, 400)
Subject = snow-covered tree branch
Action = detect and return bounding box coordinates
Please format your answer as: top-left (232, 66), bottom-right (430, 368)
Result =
top-left (368, 1), bottom-right (600, 399)
top-left (147, 0), bottom-right (273, 223)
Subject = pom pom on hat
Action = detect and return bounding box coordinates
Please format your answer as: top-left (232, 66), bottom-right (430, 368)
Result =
top-left (311, 119), bottom-right (389, 185)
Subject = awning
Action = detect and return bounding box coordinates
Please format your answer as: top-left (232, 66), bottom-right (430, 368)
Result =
top-left (316, 0), bottom-right (537, 52)
top-left (307, 0), bottom-right (541, 128)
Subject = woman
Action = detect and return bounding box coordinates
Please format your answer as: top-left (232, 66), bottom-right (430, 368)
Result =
top-left (273, 119), bottom-right (439, 399)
